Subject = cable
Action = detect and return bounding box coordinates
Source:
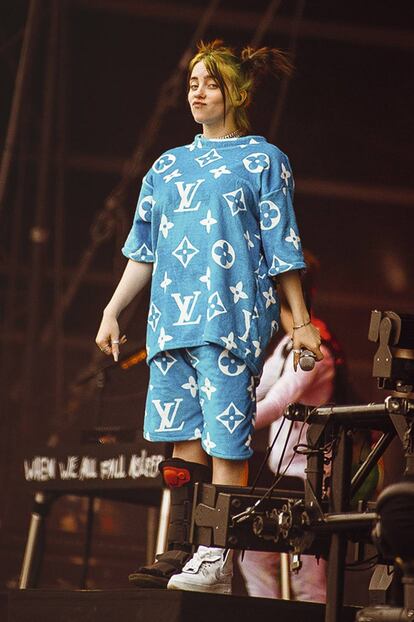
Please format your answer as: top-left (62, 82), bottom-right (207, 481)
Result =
top-left (234, 414), bottom-right (301, 524)
top-left (249, 416), bottom-right (286, 494)
top-left (264, 414), bottom-right (309, 497)
top-left (237, 405), bottom-right (320, 523)
top-left (274, 419), bottom-right (295, 482)
top-left (345, 555), bottom-right (380, 572)
top-left (346, 554), bottom-right (379, 569)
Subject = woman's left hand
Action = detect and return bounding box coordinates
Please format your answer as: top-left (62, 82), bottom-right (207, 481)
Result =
top-left (292, 322), bottom-right (324, 371)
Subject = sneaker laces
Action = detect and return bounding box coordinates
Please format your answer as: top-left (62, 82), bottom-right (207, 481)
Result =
top-left (182, 547), bottom-right (223, 574)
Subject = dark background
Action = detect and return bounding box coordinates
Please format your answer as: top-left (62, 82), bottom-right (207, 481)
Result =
top-left (0, 0), bottom-right (413, 596)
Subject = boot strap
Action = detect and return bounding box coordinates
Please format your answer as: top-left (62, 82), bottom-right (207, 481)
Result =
top-left (138, 550), bottom-right (191, 578)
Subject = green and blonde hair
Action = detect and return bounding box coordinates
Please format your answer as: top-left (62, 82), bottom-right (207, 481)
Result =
top-left (188, 40), bottom-right (293, 134)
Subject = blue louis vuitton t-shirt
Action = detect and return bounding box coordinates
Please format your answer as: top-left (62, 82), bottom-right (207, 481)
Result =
top-left (122, 134), bottom-right (306, 375)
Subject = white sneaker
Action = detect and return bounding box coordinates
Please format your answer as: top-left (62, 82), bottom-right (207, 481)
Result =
top-left (167, 546), bottom-right (233, 594)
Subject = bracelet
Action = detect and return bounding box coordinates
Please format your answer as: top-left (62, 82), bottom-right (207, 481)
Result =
top-left (292, 319), bottom-right (311, 331)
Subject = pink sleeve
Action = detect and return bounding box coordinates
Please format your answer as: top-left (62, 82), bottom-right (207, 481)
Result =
top-left (254, 344), bottom-right (335, 430)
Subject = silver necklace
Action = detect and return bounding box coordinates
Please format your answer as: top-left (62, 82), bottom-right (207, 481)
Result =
top-left (207, 129), bottom-right (242, 140)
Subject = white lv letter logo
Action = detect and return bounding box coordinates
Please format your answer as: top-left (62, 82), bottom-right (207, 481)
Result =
top-left (171, 291), bottom-right (202, 326)
top-left (174, 179), bottom-right (204, 212)
top-left (153, 399), bottom-right (184, 432)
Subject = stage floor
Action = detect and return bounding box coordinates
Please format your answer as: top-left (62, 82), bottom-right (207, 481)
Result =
top-left (4, 589), bottom-right (360, 622)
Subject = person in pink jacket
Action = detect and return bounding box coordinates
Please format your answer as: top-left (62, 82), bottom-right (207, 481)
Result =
top-left (239, 254), bottom-right (341, 602)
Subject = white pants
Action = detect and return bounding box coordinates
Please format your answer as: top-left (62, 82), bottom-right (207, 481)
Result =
top-left (238, 550), bottom-right (326, 602)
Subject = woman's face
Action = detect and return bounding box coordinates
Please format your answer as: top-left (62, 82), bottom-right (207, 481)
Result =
top-left (188, 61), bottom-right (233, 130)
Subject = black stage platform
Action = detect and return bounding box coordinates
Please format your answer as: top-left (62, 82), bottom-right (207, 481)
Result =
top-left (4, 589), bottom-right (360, 622)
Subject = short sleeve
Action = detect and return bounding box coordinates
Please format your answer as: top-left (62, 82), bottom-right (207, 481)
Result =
top-left (121, 170), bottom-right (155, 263)
top-left (259, 153), bottom-right (306, 276)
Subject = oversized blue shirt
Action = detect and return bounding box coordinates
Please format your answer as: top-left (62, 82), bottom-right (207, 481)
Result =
top-left (122, 134), bottom-right (306, 375)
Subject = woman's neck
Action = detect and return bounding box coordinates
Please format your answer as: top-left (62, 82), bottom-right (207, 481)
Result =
top-left (202, 122), bottom-right (239, 139)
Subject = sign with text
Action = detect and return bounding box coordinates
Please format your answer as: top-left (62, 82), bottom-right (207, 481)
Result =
top-left (22, 442), bottom-right (167, 492)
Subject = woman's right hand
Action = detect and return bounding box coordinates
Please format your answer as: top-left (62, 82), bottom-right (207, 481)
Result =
top-left (95, 313), bottom-right (123, 362)
top-left (94, 259), bottom-right (152, 361)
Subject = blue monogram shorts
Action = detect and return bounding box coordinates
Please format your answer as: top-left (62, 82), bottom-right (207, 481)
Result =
top-left (143, 344), bottom-right (257, 460)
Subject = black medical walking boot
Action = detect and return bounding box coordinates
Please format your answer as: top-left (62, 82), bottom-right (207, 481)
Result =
top-left (128, 457), bottom-right (211, 588)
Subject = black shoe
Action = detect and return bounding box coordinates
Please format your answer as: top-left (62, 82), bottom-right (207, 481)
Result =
top-left (128, 550), bottom-right (192, 588)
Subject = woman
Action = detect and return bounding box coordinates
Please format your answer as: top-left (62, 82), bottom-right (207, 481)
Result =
top-left (96, 40), bottom-right (323, 594)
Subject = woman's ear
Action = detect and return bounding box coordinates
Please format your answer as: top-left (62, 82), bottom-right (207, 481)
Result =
top-left (235, 90), bottom-right (247, 106)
